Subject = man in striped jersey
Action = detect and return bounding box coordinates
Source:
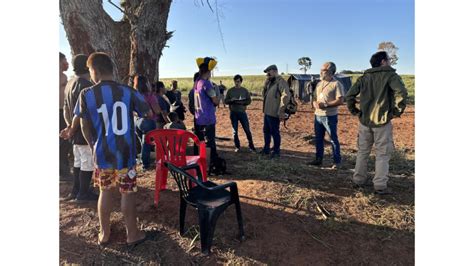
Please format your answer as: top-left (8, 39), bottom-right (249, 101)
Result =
top-left (68, 52), bottom-right (153, 247)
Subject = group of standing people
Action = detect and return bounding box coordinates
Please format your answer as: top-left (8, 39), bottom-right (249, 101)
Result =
top-left (58, 50), bottom-right (407, 247)
top-left (254, 52), bottom-right (407, 195)
top-left (189, 58), bottom-right (257, 160)
top-left (60, 52), bottom-right (158, 247)
top-left (197, 52), bottom-right (407, 196)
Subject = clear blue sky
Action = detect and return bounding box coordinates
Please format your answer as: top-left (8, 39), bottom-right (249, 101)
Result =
top-left (59, 0), bottom-right (414, 78)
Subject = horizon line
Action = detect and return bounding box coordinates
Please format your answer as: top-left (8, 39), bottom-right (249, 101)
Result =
top-left (159, 72), bottom-right (415, 79)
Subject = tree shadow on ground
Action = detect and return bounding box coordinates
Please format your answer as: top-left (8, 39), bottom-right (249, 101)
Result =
top-left (59, 184), bottom-right (199, 265)
top-left (60, 229), bottom-right (194, 265)
top-left (61, 180), bottom-right (414, 265)
top-left (144, 187), bottom-right (413, 265)
top-left (213, 140), bottom-right (414, 207)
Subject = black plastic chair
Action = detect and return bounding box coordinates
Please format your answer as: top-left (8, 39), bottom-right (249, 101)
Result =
top-left (165, 162), bottom-right (245, 255)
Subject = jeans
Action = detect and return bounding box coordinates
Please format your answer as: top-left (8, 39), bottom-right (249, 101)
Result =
top-left (314, 115), bottom-right (341, 164)
top-left (195, 124), bottom-right (218, 160)
top-left (230, 111), bottom-right (255, 149)
top-left (262, 115), bottom-right (281, 154)
top-left (136, 118), bottom-right (157, 168)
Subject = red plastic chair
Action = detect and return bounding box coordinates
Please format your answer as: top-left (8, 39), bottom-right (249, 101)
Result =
top-left (145, 129), bottom-right (208, 206)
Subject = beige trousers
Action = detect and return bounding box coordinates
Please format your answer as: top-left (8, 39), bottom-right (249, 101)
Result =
top-left (353, 122), bottom-right (394, 190)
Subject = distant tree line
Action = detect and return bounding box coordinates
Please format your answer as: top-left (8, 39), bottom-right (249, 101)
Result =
top-left (339, 70), bottom-right (364, 74)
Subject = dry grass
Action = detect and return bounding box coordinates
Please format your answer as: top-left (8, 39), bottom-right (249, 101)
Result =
top-left (60, 95), bottom-right (415, 264)
top-left (161, 74), bottom-right (415, 104)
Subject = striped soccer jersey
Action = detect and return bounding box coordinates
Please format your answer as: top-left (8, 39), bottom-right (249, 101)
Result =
top-left (75, 80), bottom-right (150, 169)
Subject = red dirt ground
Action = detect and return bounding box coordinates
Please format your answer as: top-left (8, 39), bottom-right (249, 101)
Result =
top-left (60, 99), bottom-right (415, 265)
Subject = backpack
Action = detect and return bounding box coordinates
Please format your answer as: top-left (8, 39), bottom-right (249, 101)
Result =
top-left (284, 88), bottom-right (298, 116)
top-left (208, 156), bottom-right (228, 176)
top-left (275, 82), bottom-right (298, 128)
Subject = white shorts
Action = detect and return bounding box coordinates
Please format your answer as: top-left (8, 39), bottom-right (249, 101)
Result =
top-left (73, 145), bottom-right (94, 171)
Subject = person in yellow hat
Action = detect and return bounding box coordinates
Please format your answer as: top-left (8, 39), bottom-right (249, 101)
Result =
top-left (193, 57), bottom-right (220, 161)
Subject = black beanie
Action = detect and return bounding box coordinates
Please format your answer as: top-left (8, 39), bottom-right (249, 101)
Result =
top-left (72, 54), bottom-right (89, 75)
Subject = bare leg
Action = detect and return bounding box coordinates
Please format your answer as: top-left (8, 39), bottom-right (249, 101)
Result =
top-left (97, 188), bottom-right (114, 244)
top-left (121, 192), bottom-right (145, 243)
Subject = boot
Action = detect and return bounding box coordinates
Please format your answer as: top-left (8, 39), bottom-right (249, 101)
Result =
top-left (62, 167), bottom-right (80, 201)
top-left (74, 171), bottom-right (98, 203)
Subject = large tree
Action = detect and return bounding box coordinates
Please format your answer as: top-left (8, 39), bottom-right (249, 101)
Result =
top-left (297, 57), bottom-right (312, 74)
top-left (60, 0), bottom-right (173, 83)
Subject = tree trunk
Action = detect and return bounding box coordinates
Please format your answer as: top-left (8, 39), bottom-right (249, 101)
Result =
top-left (60, 0), bottom-right (172, 83)
top-left (125, 0), bottom-right (172, 82)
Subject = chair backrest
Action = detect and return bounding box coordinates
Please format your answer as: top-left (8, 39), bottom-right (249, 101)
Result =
top-left (165, 162), bottom-right (203, 200)
top-left (145, 129), bottom-right (203, 165)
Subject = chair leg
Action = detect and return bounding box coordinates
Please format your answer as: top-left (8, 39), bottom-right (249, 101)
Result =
top-left (205, 209), bottom-right (221, 254)
top-left (161, 168), bottom-right (168, 190)
top-left (197, 207), bottom-right (210, 255)
top-left (154, 169), bottom-right (162, 207)
top-left (197, 207), bottom-right (222, 255)
top-left (179, 199), bottom-right (187, 236)
top-left (199, 162), bottom-right (207, 182)
top-left (234, 200), bottom-right (245, 241)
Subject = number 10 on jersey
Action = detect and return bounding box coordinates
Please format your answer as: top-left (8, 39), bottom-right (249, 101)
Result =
top-left (97, 102), bottom-right (128, 136)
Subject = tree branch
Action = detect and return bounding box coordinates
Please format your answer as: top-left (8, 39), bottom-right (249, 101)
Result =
top-left (108, 0), bottom-right (125, 14)
top-left (214, 0), bottom-right (226, 53)
top-left (207, 0), bottom-right (214, 13)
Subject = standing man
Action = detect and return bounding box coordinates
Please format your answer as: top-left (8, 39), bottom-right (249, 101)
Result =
top-left (306, 76), bottom-right (318, 104)
top-left (260, 64), bottom-right (289, 159)
top-left (60, 52), bottom-right (72, 181)
top-left (308, 62), bottom-right (345, 169)
top-left (346, 51), bottom-right (407, 195)
top-left (218, 80), bottom-right (227, 108)
top-left (166, 80), bottom-right (186, 121)
top-left (70, 52), bottom-right (152, 246)
top-left (224, 74), bottom-right (256, 153)
top-left (61, 54), bottom-right (98, 202)
top-left (194, 57), bottom-right (220, 161)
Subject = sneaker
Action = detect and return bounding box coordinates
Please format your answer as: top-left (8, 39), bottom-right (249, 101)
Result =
top-left (258, 150), bottom-right (270, 157)
top-left (73, 192), bottom-right (99, 203)
top-left (331, 163), bottom-right (341, 169)
top-left (234, 148), bottom-right (240, 153)
top-left (307, 158), bottom-right (323, 166)
top-left (249, 147), bottom-right (257, 153)
top-left (374, 187), bottom-right (393, 195)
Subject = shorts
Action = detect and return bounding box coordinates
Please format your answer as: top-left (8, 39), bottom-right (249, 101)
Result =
top-left (93, 166), bottom-right (138, 193)
top-left (73, 145), bottom-right (94, 171)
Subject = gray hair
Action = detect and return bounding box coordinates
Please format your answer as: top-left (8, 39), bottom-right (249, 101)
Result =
top-left (324, 62), bottom-right (337, 75)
